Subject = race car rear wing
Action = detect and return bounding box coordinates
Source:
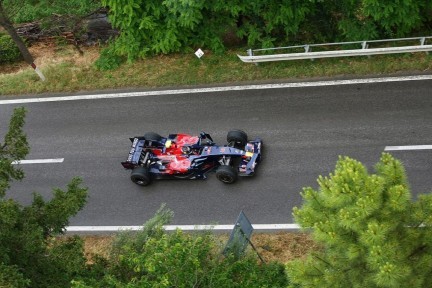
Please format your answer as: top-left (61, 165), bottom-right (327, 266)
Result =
top-left (121, 137), bottom-right (145, 169)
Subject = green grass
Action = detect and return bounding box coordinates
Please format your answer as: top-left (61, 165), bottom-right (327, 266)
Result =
top-left (0, 48), bottom-right (431, 96)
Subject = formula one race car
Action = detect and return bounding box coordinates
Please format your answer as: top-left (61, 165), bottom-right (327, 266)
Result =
top-left (121, 130), bottom-right (262, 186)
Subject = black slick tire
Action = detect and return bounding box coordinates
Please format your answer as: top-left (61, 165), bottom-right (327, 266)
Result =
top-left (216, 165), bottom-right (238, 184)
top-left (227, 130), bottom-right (248, 148)
top-left (130, 167), bottom-right (151, 186)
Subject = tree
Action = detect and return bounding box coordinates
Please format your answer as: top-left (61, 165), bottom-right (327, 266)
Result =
top-left (0, 108), bottom-right (89, 287)
top-left (287, 153), bottom-right (432, 287)
top-left (0, 0), bottom-right (45, 80)
top-left (0, 107), bottom-right (29, 196)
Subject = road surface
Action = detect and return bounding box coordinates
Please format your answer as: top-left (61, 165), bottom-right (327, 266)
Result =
top-left (1, 75), bottom-right (432, 229)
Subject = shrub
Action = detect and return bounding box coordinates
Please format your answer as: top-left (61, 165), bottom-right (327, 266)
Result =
top-left (94, 45), bottom-right (125, 71)
top-left (74, 204), bottom-right (289, 287)
top-left (0, 34), bottom-right (22, 64)
top-left (0, 263), bottom-right (30, 288)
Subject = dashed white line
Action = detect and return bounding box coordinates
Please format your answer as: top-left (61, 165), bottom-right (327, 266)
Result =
top-left (1, 75), bottom-right (432, 105)
top-left (384, 145), bottom-right (432, 151)
top-left (66, 224), bottom-right (301, 232)
top-left (12, 158), bottom-right (64, 164)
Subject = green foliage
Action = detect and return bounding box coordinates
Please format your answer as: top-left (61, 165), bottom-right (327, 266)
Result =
top-left (101, 0), bottom-right (218, 61)
top-left (362, 0), bottom-right (424, 37)
top-left (0, 33), bottom-right (22, 64)
top-left (0, 177), bottom-right (89, 287)
top-left (2, 0), bottom-right (101, 23)
top-left (314, 0), bottom-right (432, 40)
top-left (100, 0), bottom-right (314, 63)
top-left (0, 108), bottom-right (89, 287)
top-left (288, 153), bottom-right (432, 288)
top-left (94, 45), bottom-right (126, 70)
top-left (25, 177), bottom-right (88, 237)
top-left (0, 107), bottom-right (29, 196)
top-left (235, 0), bottom-right (315, 47)
top-left (0, 263), bottom-right (30, 288)
top-left (75, 204), bottom-right (289, 287)
top-left (46, 236), bottom-right (88, 285)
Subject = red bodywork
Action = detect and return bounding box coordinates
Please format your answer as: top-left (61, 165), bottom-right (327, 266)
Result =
top-left (152, 134), bottom-right (200, 174)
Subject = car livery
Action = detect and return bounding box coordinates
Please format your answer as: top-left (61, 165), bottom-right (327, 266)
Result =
top-left (121, 130), bottom-right (262, 186)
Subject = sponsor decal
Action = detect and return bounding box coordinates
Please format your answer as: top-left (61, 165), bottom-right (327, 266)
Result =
top-left (127, 138), bottom-right (139, 162)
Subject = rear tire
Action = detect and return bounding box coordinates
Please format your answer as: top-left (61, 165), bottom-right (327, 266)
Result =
top-left (144, 132), bottom-right (162, 142)
top-left (227, 130), bottom-right (248, 148)
top-left (131, 167), bottom-right (151, 186)
top-left (216, 165), bottom-right (238, 184)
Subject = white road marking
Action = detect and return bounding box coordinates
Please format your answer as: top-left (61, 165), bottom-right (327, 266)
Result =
top-left (384, 145), bottom-right (432, 151)
top-left (12, 158), bottom-right (64, 164)
top-left (66, 224), bottom-right (301, 232)
top-left (1, 75), bottom-right (432, 105)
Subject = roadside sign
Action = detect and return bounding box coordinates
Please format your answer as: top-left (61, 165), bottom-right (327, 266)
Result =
top-left (223, 211), bottom-right (264, 262)
top-left (195, 48), bottom-right (204, 58)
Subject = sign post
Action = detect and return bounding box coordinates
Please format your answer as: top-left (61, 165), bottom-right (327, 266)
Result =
top-left (223, 211), bottom-right (264, 263)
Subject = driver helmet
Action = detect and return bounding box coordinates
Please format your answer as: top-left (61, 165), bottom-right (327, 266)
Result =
top-left (181, 146), bottom-right (191, 154)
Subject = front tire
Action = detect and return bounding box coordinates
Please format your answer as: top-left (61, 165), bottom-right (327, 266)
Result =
top-left (131, 167), bottom-right (151, 186)
top-left (227, 130), bottom-right (248, 148)
top-left (216, 165), bottom-right (238, 184)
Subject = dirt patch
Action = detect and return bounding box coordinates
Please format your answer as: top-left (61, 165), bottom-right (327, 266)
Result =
top-left (0, 61), bottom-right (28, 74)
top-left (1, 41), bottom-right (100, 74)
top-left (253, 232), bottom-right (318, 263)
top-left (83, 235), bottom-right (114, 264)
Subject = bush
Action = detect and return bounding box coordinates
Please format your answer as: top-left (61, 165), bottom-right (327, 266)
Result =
top-left (94, 45), bottom-right (125, 71)
top-left (0, 263), bottom-right (30, 288)
top-left (0, 34), bottom-right (22, 64)
top-left (74, 204), bottom-right (289, 287)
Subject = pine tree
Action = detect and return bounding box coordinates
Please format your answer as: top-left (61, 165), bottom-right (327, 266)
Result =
top-left (288, 153), bottom-right (432, 288)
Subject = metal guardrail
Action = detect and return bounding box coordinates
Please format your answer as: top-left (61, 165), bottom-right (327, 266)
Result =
top-left (238, 36), bottom-right (432, 63)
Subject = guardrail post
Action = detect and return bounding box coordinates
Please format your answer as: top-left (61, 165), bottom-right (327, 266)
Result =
top-left (362, 41), bottom-right (371, 58)
top-left (247, 49), bottom-right (258, 66)
top-left (420, 37), bottom-right (428, 55)
top-left (304, 45), bottom-right (314, 61)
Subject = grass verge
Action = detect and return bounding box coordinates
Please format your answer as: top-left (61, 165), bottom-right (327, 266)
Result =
top-left (1, 43), bottom-right (431, 96)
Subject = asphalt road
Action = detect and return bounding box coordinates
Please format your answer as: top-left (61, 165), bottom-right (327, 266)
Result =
top-left (1, 76), bottom-right (432, 227)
